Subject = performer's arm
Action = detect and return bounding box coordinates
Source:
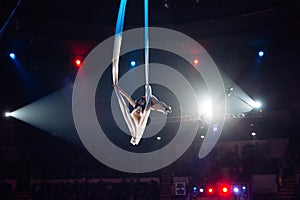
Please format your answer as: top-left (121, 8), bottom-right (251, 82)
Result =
top-left (114, 85), bottom-right (136, 107)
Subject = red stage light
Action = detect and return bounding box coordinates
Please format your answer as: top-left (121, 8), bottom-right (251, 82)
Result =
top-left (222, 187), bottom-right (228, 193)
top-left (219, 184), bottom-right (231, 196)
top-left (208, 188), bottom-right (213, 193)
top-left (74, 59), bottom-right (82, 68)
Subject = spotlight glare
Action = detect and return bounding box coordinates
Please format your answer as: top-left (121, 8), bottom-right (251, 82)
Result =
top-left (199, 188), bottom-right (204, 193)
top-left (222, 187), bottom-right (228, 193)
top-left (9, 53), bottom-right (16, 60)
top-left (233, 187), bottom-right (239, 193)
top-left (75, 59), bottom-right (81, 66)
top-left (193, 59), bottom-right (199, 65)
top-left (258, 51), bottom-right (264, 57)
top-left (251, 132), bottom-right (256, 136)
top-left (193, 186), bottom-right (197, 191)
top-left (130, 60), bottom-right (136, 67)
top-left (74, 58), bottom-right (82, 68)
top-left (4, 112), bottom-right (11, 117)
top-left (199, 98), bottom-right (212, 118)
top-left (252, 101), bottom-right (262, 108)
top-left (213, 126), bottom-right (218, 132)
top-left (200, 135), bottom-right (205, 139)
top-left (156, 136), bottom-right (161, 140)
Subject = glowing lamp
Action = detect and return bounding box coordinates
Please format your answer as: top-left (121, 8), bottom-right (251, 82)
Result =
top-left (193, 59), bottom-right (199, 65)
top-left (213, 126), bottom-right (218, 132)
top-left (258, 51), bottom-right (264, 57)
top-left (74, 58), bottom-right (82, 68)
top-left (233, 187), bottom-right (239, 193)
top-left (130, 60), bottom-right (136, 67)
top-left (9, 53), bottom-right (16, 60)
top-left (253, 101), bottom-right (262, 108)
top-left (222, 187), bottom-right (228, 193)
top-left (250, 100), bottom-right (262, 109)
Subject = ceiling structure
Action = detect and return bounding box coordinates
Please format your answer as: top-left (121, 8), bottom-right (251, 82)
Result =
top-left (0, 0), bottom-right (300, 137)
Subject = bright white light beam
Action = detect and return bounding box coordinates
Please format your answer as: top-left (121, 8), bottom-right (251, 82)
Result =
top-left (4, 112), bottom-right (11, 117)
top-left (251, 101), bottom-right (262, 109)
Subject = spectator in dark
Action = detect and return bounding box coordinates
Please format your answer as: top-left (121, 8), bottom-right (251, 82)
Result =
top-left (0, 179), bottom-right (14, 200)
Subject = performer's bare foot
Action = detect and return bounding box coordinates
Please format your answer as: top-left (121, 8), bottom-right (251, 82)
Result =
top-left (166, 106), bottom-right (172, 114)
top-left (130, 137), bottom-right (137, 145)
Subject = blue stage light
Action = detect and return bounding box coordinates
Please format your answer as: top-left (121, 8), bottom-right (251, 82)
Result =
top-left (258, 51), bottom-right (264, 57)
top-left (130, 60), bottom-right (136, 67)
top-left (193, 186), bottom-right (197, 191)
top-left (9, 53), bottom-right (16, 60)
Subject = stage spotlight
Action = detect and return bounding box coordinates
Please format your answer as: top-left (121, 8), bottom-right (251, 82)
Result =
top-left (73, 58), bottom-right (82, 68)
top-left (199, 188), bottom-right (204, 193)
top-left (193, 59), bottom-right (199, 65)
top-left (200, 135), bottom-right (205, 139)
top-left (193, 186), bottom-right (197, 191)
top-left (156, 136), bottom-right (161, 140)
top-left (130, 60), bottom-right (136, 67)
top-left (252, 101), bottom-right (262, 108)
top-left (251, 132), bottom-right (256, 136)
top-left (258, 51), bottom-right (264, 57)
top-left (242, 186), bottom-right (246, 190)
top-left (233, 187), bottom-right (239, 193)
top-left (199, 98), bottom-right (212, 118)
top-left (9, 53), bottom-right (16, 60)
top-left (213, 125), bottom-right (218, 132)
top-left (208, 188), bottom-right (213, 193)
top-left (222, 186), bottom-right (229, 193)
top-left (4, 112), bottom-right (11, 117)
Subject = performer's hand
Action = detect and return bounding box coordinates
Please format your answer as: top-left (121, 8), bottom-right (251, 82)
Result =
top-left (113, 84), bottom-right (118, 89)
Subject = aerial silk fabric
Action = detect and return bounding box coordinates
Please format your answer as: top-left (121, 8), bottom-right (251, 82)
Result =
top-left (112, 0), bottom-right (152, 145)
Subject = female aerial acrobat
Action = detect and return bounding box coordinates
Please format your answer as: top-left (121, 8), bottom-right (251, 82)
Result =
top-left (113, 84), bottom-right (172, 145)
top-left (112, 0), bottom-right (172, 145)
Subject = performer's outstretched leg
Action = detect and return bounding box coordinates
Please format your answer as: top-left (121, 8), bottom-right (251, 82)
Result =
top-left (150, 96), bottom-right (172, 115)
